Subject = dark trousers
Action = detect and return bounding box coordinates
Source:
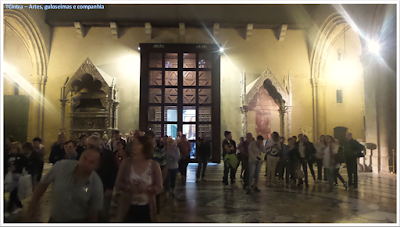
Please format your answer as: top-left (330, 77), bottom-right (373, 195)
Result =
top-left (179, 159), bottom-right (190, 176)
top-left (223, 162), bottom-right (237, 183)
top-left (165, 168), bottom-right (178, 191)
top-left (299, 159), bottom-right (308, 184)
top-left (325, 168), bottom-right (334, 191)
top-left (278, 160), bottom-right (289, 182)
top-left (196, 156), bottom-right (208, 178)
top-left (334, 168), bottom-right (345, 184)
top-left (123, 205), bottom-right (151, 223)
top-left (242, 158), bottom-right (249, 186)
top-left (156, 194), bottom-right (161, 215)
top-left (7, 188), bottom-right (22, 212)
top-left (307, 159), bottom-right (316, 181)
top-left (264, 154), bottom-right (268, 174)
top-left (346, 158), bottom-right (358, 188)
top-left (289, 161), bottom-right (299, 183)
top-left (316, 158), bottom-right (323, 181)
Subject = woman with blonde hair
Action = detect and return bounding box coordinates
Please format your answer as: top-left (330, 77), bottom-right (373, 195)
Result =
top-left (115, 136), bottom-right (163, 222)
top-left (5, 142), bottom-right (28, 217)
top-left (163, 137), bottom-right (180, 198)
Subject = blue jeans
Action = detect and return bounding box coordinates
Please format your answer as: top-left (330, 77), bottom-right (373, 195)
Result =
top-left (248, 161), bottom-right (262, 187)
top-left (196, 156), bottom-right (208, 178)
top-left (166, 168), bottom-right (178, 191)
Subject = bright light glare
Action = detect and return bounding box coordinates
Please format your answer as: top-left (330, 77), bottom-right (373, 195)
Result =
top-left (137, 47), bottom-right (141, 51)
top-left (368, 41), bottom-right (380, 54)
top-left (220, 47), bottom-right (224, 53)
top-left (4, 62), bottom-right (18, 74)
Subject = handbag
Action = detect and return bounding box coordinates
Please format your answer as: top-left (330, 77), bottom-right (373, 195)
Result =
top-left (224, 153), bottom-right (239, 169)
top-left (18, 170), bottom-right (32, 200)
top-left (296, 166), bottom-right (304, 179)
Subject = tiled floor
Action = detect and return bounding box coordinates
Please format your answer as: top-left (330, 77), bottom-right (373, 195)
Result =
top-left (4, 162), bottom-right (397, 223)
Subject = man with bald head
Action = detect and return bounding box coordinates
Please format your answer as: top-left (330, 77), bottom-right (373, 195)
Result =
top-left (344, 133), bottom-right (365, 189)
top-left (26, 145), bottom-right (104, 222)
top-left (49, 133), bottom-right (66, 165)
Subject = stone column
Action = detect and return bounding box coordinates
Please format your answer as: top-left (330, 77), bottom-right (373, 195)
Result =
top-left (360, 53), bottom-right (380, 173)
top-left (60, 99), bottom-right (67, 132)
top-left (310, 78), bottom-right (318, 142)
top-left (278, 106), bottom-right (285, 138)
top-left (114, 102), bottom-right (120, 130)
top-left (240, 106), bottom-right (248, 137)
top-left (108, 89), bottom-right (114, 136)
top-left (316, 77), bottom-right (327, 137)
top-left (28, 74), bottom-right (44, 140)
top-left (285, 106), bottom-right (292, 139)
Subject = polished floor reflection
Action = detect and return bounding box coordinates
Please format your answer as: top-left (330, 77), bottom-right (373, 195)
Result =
top-left (4, 163), bottom-right (397, 223)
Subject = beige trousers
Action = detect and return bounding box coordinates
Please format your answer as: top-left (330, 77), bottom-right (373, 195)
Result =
top-left (266, 155), bottom-right (280, 182)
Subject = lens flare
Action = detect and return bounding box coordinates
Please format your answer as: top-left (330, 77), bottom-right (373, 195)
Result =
top-left (368, 41), bottom-right (380, 54)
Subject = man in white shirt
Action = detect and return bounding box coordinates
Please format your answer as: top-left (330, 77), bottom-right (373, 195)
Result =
top-left (247, 135), bottom-right (266, 194)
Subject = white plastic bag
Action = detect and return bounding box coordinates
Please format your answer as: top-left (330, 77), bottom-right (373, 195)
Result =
top-left (18, 173), bottom-right (32, 200)
top-left (296, 166), bottom-right (304, 179)
top-left (4, 172), bottom-right (14, 192)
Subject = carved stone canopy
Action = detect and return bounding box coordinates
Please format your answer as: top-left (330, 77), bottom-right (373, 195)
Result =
top-left (246, 68), bottom-right (290, 107)
top-left (64, 58), bottom-right (115, 98)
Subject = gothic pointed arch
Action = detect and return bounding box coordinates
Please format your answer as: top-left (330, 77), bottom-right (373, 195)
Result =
top-left (64, 58), bottom-right (116, 97)
top-left (4, 9), bottom-right (48, 78)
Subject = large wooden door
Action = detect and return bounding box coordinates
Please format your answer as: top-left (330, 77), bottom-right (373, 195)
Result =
top-left (139, 44), bottom-right (221, 163)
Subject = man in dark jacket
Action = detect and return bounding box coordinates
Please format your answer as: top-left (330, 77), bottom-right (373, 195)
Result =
top-left (196, 133), bottom-right (211, 182)
top-left (87, 135), bottom-right (118, 222)
top-left (295, 134), bottom-right (316, 188)
top-left (49, 133), bottom-right (66, 165)
top-left (344, 133), bottom-right (365, 189)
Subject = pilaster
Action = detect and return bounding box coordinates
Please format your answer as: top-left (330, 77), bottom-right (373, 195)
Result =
top-left (28, 74), bottom-right (44, 140)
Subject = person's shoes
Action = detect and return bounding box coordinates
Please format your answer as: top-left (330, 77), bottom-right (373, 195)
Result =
top-left (344, 182), bottom-right (348, 190)
top-left (196, 177), bottom-right (200, 182)
top-left (334, 183), bottom-right (338, 187)
top-left (353, 186), bottom-right (358, 189)
top-left (4, 212), bottom-right (10, 218)
top-left (254, 187), bottom-right (261, 192)
top-left (222, 181), bottom-right (228, 186)
top-left (243, 184), bottom-right (247, 190)
top-left (246, 189), bottom-right (251, 194)
top-left (202, 177), bottom-right (207, 181)
top-left (264, 173), bottom-right (267, 176)
top-left (231, 180), bottom-right (236, 184)
top-left (12, 208), bottom-right (23, 215)
top-left (305, 183), bottom-right (309, 188)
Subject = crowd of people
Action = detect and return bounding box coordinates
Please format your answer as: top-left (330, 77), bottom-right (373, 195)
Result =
top-left (3, 129), bottom-right (211, 222)
top-left (3, 128), bottom-right (364, 222)
top-left (223, 130), bottom-right (365, 194)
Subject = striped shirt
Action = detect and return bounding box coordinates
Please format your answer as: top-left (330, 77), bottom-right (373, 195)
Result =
top-left (41, 160), bottom-right (104, 222)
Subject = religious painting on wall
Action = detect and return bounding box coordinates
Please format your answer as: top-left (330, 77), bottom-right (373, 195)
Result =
top-left (248, 87), bottom-right (279, 139)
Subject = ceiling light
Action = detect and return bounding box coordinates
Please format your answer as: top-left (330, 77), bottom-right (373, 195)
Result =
top-left (368, 41), bottom-right (380, 54)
